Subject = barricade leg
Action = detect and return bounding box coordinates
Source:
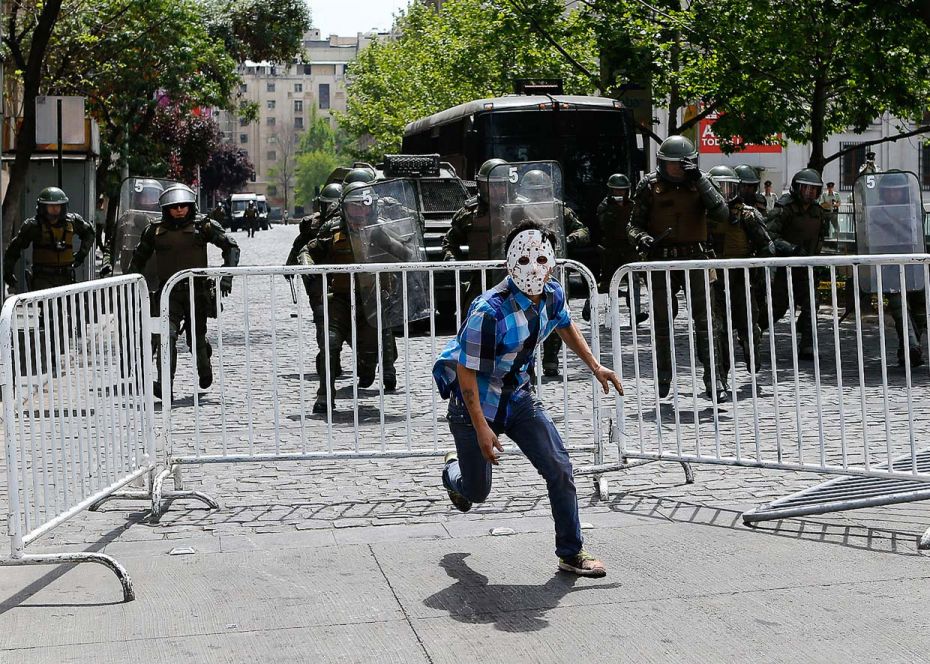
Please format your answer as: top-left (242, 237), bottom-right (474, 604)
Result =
top-left (149, 464), bottom-right (219, 524)
top-left (0, 552), bottom-right (135, 602)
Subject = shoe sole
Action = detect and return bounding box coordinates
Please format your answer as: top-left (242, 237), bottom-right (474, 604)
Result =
top-left (445, 489), bottom-right (472, 513)
top-left (558, 561), bottom-right (607, 578)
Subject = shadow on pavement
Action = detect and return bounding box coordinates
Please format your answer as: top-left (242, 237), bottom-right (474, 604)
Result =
top-left (422, 552), bottom-right (619, 633)
top-left (602, 492), bottom-right (929, 557)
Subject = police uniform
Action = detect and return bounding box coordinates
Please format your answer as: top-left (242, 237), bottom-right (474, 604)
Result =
top-left (297, 214), bottom-right (398, 412)
top-left (130, 193), bottom-right (239, 395)
top-left (763, 192), bottom-right (832, 357)
top-left (627, 166), bottom-right (729, 399)
top-left (4, 212), bottom-right (95, 291)
top-left (710, 199), bottom-right (774, 373)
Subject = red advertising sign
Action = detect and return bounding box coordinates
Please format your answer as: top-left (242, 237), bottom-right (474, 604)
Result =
top-left (699, 112), bottom-right (782, 154)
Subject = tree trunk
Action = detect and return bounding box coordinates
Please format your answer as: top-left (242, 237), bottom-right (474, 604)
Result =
top-left (807, 73), bottom-right (828, 171)
top-left (2, 0), bottom-right (65, 246)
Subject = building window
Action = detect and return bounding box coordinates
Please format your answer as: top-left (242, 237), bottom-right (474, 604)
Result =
top-left (239, 133), bottom-right (248, 144)
top-left (266, 82), bottom-right (275, 92)
top-left (303, 64), bottom-right (312, 75)
top-left (294, 83), bottom-right (303, 93)
top-left (267, 100), bottom-right (276, 109)
top-left (239, 83), bottom-right (247, 93)
top-left (294, 100), bottom-right (303, 112)
top-left (839, 141), bottom-right (867, 191)
top-left (267, 185), bottom-right (278, 196)
top-left (319, 83), bottom-right (330, 110)
top-left (266, 117), bottom-right (276, 126)
top-left (239, 117), bottom-right (249, 126)
top-left (294, 116), bottom-right (304, 129)
top-left (922, 142), bottom-right (930, 190)
top-left (267, 151), bottom-right (277, 161)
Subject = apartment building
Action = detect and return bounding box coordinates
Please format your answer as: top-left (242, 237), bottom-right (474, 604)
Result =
top-left (214, 29), bottom-right (389, 214)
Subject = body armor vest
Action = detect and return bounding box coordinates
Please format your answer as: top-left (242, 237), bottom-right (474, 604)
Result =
top-left (647, 181), bottom-right (708, 244)
top-left (328, 228), bottom-right (356, 293)
top-left (468, 206), bottom-right (492, 260)
top-left (154, 221), bottom-right (208, 284)
top-left (32, 218), bottom-right (75, 267)
top-left (779, 202), bottom-right (825, 255)
top-left (712, 204), bottom-right (751, 258)
top-left (601, 199), bottom-right (633, 246)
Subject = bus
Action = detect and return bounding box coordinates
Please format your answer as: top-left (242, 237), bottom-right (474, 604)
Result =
top-left (402, 94), bottom-right (643, 245)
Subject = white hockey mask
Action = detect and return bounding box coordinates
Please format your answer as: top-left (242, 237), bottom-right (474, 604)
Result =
top-left (506, 229), bottom-right (555, 296)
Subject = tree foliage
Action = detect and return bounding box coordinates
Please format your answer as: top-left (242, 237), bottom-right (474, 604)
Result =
top-left (340, 0), bottom-right (597, 160)
top-left (203, 0), bottom-right (312, 64)
top-left (294, 110), bottom-right (346, 208)
top-left (202, 142), bottom-right (256, 199)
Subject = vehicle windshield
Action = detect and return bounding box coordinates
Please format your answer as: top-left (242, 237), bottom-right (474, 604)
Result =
top-left (479, 109), bottom-right (632, 212)
top-left (232, 200), bottom-right (252, 213)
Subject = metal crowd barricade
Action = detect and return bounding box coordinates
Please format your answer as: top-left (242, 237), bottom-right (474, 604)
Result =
top-left (147, 260), bottom-right (607, 520)
top-left (575, 253), bottom-right (930, 547)
top-left (0, 275), bottom-right (158, 601)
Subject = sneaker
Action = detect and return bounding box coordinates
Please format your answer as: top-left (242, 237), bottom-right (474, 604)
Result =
top-left (543, 363), bottom-right (560, 378)
top-left (442, 452), bottom-right (472, 513)
top-left (558, 550), bottom-right (606, 578)
top-left (357, 372), bottom-right (375, 389)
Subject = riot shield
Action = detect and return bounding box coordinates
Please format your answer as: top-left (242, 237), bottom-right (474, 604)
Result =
top-left (487, 161), bottom-right (566, 259)
top-left (113, 177), bottom-right (179, 289)
top-left (341, 179), bottom-right (432, 328)
top-left (853, 170), bottom-right (926, 293)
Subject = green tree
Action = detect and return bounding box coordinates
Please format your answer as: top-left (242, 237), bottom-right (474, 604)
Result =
top-left (293, 110), bottom-right (345, 210)
top-left (340, 0), bottom-right (597, 160)
top-left (203, 0), bottom-right (312, 63)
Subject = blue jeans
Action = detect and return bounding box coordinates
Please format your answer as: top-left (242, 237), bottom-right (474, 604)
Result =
top-left (443, 392), bottom-right (583, 558)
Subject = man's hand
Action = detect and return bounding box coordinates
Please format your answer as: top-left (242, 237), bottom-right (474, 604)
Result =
top-left (681, 156), bottom-right (702, 182)
top-left (593, 365), bottom-right (623, 395)
top-left (72, 254), bottom-right (86, 268)
top-left (220, 276), bottom-right (233, 297)
top-left (476, 424), bottom-right (504, 465)
top-left (3, 272), bottom-right (16, 288)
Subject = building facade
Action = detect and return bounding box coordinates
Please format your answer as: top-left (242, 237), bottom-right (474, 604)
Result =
top-left (213, 29), bottom-right (388, 215)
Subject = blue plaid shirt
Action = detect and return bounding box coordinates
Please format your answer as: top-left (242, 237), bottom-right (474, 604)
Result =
top-left (432, 276), bottom-right (573, 426)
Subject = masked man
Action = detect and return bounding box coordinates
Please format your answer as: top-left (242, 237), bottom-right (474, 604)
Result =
top-left (433, 220), bottom-right (623, 578)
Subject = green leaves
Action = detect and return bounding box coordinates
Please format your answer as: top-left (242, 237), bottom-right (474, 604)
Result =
top-left (340, 0), bottom-right (598, 161)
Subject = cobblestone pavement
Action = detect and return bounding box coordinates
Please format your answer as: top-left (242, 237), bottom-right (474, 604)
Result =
top-left (3, 222), bottom-right (930, 555)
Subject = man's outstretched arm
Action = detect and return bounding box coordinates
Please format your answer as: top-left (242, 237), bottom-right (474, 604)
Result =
top-left (555, 323), bottom-right (624, 395)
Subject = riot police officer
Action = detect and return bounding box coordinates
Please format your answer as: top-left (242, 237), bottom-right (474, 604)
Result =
top-left (343, 167), bottom-right (376, 186)
top-left (3, 187), bottom-right (95, 293)
top-left (594, 172), bottom-right (646, 325)
top-left (101, 178), bottom-right (165, 280)
top-left (286, 182), bottom-right (343, 266)
top-left (244, 200), bottom-right (259, 237)
top-left (129, 184), bottom-right (240, 397)
top-left (734, 164), bottom-right (767, 215)
top-left (855, 171), bottom-right (927, 367)
top-left (627, 135), bottom-right (730, 401)
top-left (297, 181), bottom-right (407, 413)
top-left (764, 168), bottom-right (831, 360)
top-left (443, 158), bottom-right (507, 263)
top-left (708, 165), bottom-right (775, 374)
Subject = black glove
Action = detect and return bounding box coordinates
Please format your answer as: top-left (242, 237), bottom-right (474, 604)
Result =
top-left (72, 254), bottom-right (86, 268)
top-left (3, 272), bottom-right (16, 288)
top-left (220, 276), bottom-right (233, 297)
top-left (681, 156), bottom-right (702, 182)
top-left (636, 234), bottom-right (655, 255)
top-left (773, 239), bottom-right (800, 256)
top-left (99, 264), bottom-right (113, 278)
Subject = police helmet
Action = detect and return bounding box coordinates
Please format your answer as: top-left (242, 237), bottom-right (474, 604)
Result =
top-left (656, 136), bottom-right (698, 183)
top-left (519, 169), bottom-right (553, 202)
top-left (708, 165), bottom-right (740, 202)
top-left (877, 171), bottom-right (911, 205)
top-left (36, 186), bottom-right (69, 219)
top-left (476, 158), bottom-right (508, 182)
top-left (341, 181), bottom-right (377, 225)
top-left (607, 173), bottom-right (631, 190)
top-left (133, 179), bottom-right (165, 210)
top-left (790, 168), bottom-right (823, 202)
top-left (318, 182), bottom-right (343, 216)
top-left (343, 167), bottom-right (376, 185)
